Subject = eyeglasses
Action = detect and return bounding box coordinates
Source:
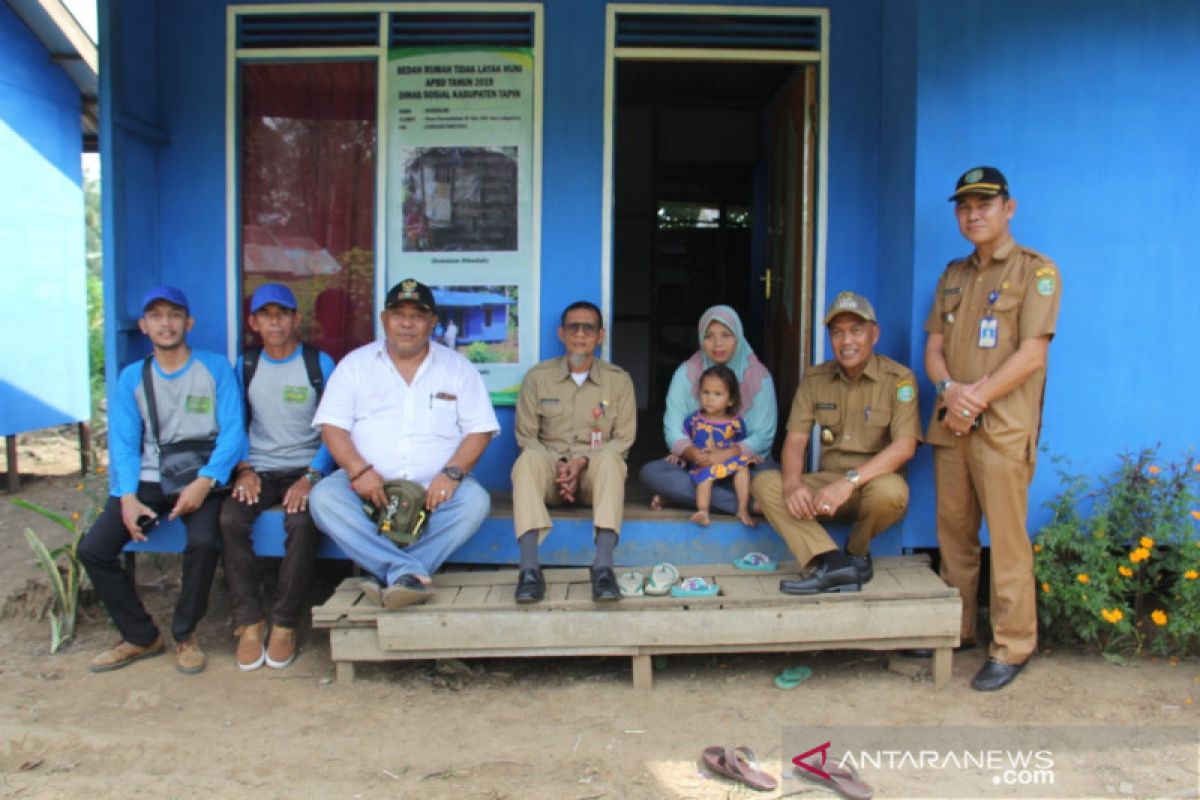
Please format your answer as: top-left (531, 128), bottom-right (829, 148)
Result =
top-left (562, 322), bottom-right (599, 334)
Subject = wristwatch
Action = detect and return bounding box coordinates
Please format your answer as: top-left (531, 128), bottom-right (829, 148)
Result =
top-left (304, 468), bottom-right (322, 484)
top-left (845, 469), bottom-right (862, 487)
top-left (936, 378), bottom-right (953, 397)
top-left (441, 465), bottom-right (465, 482)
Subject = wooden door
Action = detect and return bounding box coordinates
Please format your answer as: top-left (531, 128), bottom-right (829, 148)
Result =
top-left (762, 65), bottom-right (818, 429)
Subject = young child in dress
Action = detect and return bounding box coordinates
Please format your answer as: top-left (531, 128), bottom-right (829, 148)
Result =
top-left (683, 365), bottom-right (756, 527)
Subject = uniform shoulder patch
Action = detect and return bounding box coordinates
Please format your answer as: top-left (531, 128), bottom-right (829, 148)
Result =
top-left (895, 378), bottom-right (916, 403)
top-left (1034, 265), bottom-right (1058, 297)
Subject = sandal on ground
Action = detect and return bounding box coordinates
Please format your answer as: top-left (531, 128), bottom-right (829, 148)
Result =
top-left (644, 562), bottom-right (679, 595)
top-left (774, 665), bottom-right (813, 689)
top-left (617, 570), bottom-right (645, 597)
top-left (670, 576), bottom-right (720, 597)
top-left (794, 755), bottom-right (874, 799)
top-left (701, 745), bottom-right (778, 791)
top-left (733, 552), bottom-right (778, 571)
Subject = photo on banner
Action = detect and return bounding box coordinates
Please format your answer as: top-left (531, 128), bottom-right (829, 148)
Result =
top-left (386, 46), bottom-right (538, 405)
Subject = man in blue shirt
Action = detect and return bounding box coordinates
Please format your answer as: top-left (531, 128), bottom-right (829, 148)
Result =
top-left (79, 287), bottom-right (244, 675)
top-left (220, 283), bottom-right (334, 671)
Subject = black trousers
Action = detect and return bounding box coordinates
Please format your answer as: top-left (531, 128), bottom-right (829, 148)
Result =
top-left (219, 469), bottom-right (319, 629)
top-left (79, 482), bottom-right (223, 646)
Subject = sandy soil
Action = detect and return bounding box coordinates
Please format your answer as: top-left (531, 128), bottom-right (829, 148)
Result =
top-left (1, 429), bottom-right (1198, 799)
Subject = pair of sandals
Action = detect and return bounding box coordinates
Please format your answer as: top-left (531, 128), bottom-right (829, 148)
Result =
top-left (701, 746), bottom-right (874, 798)
top-left (616, 563), bottom-right (721, 597)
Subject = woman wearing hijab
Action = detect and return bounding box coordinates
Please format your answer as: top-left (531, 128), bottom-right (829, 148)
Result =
top-left (640, 305), bottom-right (779, 516)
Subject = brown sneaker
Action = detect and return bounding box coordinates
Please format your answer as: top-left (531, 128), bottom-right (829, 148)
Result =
top-left (234, 621), bottom-right (266, 672)
top-left (175, 635), bottom-right (207, 675)
top-left (266, 625), bottom-right (296, 669)
top-left (88, 636), bottom-right (165, 673)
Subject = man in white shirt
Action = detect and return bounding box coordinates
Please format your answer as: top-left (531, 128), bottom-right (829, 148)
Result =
top-left (309, 279), bottom-right (499, 608)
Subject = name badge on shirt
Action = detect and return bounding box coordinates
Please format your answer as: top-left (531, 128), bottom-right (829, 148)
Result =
top-left (978, 315), bottom-right (998, 349)
top-left (590, 430), bottom-right (603, 448)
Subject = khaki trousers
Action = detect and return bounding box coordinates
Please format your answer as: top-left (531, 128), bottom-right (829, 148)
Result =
top-left (511, 448), bottom-right (627, 542)
top-left (751, 470), bottom-right (909, 567)
top-left (934, 436), bottom-right (1037, 664)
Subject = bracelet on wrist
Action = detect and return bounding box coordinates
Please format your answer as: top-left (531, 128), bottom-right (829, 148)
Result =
top-left (349, 464), bottom-right (374, 481)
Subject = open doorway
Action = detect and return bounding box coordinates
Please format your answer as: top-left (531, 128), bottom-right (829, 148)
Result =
top-left (610, 58), bottom-right (820, 462)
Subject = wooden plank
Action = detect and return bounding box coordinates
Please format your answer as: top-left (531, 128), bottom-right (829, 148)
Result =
top-left (452, 585), bottom-right (490, 606)
top-left (335, 661), bottom-right (355, 683)
top-left (932, 647), bottom-right (952, 686)
top-left (631, 655), bottom-right (652, 690)
top-left (544, 581), bottom-right (569, 602)
top-left (890, 566), bottom-right (954, 593)
top-left (376, 596), bottom-right (961, 651)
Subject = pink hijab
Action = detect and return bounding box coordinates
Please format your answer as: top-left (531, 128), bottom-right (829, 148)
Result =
top-left (683, 305), bottom-right (768, 415)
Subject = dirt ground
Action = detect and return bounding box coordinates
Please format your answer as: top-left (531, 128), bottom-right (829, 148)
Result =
top-left (1, 429), bottom-right (1198, 799)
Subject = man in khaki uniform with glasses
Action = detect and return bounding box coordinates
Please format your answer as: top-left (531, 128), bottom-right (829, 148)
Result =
top-left (925, 166), bottom-right (1061, 692)
top-left (510, 301), bottom-right (636, 604)
top-left (752, 291), bottom-right (919, 596)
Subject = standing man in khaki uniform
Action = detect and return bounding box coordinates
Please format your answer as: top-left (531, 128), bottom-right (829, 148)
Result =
top-left (752, 291), bottom-right (919, 595)
top-left (925, 166), bottom-right (1061, 692)
top-left (511, 301), bottom-right (637, 603)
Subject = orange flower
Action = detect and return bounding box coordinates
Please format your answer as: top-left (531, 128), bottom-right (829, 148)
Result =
top-left (1118, 565), bottom-right (1133, 577)
top-left (1076, 574), bottom-right (1090, 584)
top-left (1101, 608), bottom-right (1124, 624)
top-left (1130, 548), bottom-right (1150, 563)
top-left (1139, 536), bottom-right (1154, 549)
top-left (1191, 510), bottom-right (1200, 521)
top-left (1033, 544), bottom-right (1042, 553)
top-left (1040, 582), bottom-right (1051, 594)
top-left (1194, 463), bottom-right (1200, 473)
top-left (1147, 465), bottom-right (1162, 475)
top-left (1151, 610), bottom-right (1168, 626)
top-left (1185, 570), bottom-right (1199, 580)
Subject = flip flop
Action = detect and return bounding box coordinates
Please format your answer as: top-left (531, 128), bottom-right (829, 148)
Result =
top-left (617, 570), bottom-right (645, 597)
top-left (794, 756), bottom-right (874, 799)
top-left (774, 665), bottom-right (813, 689)
top-left (701, 745), bottom-right (778, 792)
top-left (733, 552), bottom-right (778, 571)
top-left (644, 562), bottom-right (679, 596)
top-left (670, 576), bottom-right (720, 597)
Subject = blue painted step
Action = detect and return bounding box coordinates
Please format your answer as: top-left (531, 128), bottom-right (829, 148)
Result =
top-left (124, 494), bottom-right (906, 567)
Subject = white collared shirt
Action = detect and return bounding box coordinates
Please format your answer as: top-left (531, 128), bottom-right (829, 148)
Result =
top-left (313, 340), bottom-right (499, 486)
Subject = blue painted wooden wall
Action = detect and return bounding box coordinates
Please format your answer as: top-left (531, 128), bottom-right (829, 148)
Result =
top-left (0, 3), bottom-right (89, 436)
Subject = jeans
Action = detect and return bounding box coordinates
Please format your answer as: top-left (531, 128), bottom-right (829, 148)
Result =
top-left (219, 468), bottom-right (319, 629)
top-left (309, 470), bottom-right (489, 586)
top-left (639, 456), bottom-right (779, 516)
top-left (79, 482), bottom-right (223, 646)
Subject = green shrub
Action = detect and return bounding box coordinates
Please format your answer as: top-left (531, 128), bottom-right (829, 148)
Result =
top-left (1034, 447), bottom-right (1200, 656)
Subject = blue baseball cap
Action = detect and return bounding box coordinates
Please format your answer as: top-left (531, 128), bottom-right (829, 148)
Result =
top-left (141, 286), bottom-right (189, 312)
top-left (249, 283), bottom-right (298, 313)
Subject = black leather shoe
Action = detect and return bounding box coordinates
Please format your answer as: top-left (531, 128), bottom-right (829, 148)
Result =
top-left (849, 552), bottom-right (873, 584)
top-left (971, 657), bottom-right (1027, 691)
top-left (590, 567), bottom-right (621, 602)
top-left (779, 562), bottom-right (861, 595)
top-left (514, 568), bottom-right (545, 604)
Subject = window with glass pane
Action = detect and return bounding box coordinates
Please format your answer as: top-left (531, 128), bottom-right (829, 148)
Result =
top-left (240, 61), bottom-right (376, 361)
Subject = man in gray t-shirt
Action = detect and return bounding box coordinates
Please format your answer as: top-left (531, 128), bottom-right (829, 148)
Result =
top-left (220, 284), bottom-right (335, 672)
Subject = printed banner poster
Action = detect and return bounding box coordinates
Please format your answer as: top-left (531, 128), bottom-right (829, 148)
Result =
top-left (386, 46), bottom-right (537, 405)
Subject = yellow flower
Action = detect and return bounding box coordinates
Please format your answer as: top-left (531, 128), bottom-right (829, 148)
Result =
top-left (1151, 610), bottom-right (1168, 626)
top-left (75, 483), bottom-right (84, 492)
top-left (1191, 510), bottom-right (1200, 521)
top-left (1130, 548), bottom-right (1150, 563)
top-left (1101, 608), bottom-right (1124, 624)
top-left (1148, 465), bottom-right (1161, 475)
top-left (1040, 582), bottom-right (1051, 594)
top-left (1185, 570), bottom-right (1199, 580)
top-left (1076, 574), bottom-right (1090, 584)
top-left (1118, 565), bottom-right (1133, 577)
top-left (1139, 536), bottom-right (1154, 549)
top-left (71, 511), bottom-right (81, 521)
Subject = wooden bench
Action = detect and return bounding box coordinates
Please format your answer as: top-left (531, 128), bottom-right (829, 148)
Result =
top-left (312, 554), bottom-right (961, 688)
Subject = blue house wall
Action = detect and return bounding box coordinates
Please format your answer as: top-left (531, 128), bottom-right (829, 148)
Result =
top-left (0, 3), bottom-right (89, 435)
top-left (100, 0), bottom-right (1199, 550)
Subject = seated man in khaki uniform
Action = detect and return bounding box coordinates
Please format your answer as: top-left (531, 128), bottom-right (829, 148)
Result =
top-left (752, 291), bottom-right (920, 594)
top-left (511, 301), bottom-right (636, 603)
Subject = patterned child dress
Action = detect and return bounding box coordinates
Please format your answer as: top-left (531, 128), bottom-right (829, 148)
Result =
top-left (684, 411), bottom-right (754, 484)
